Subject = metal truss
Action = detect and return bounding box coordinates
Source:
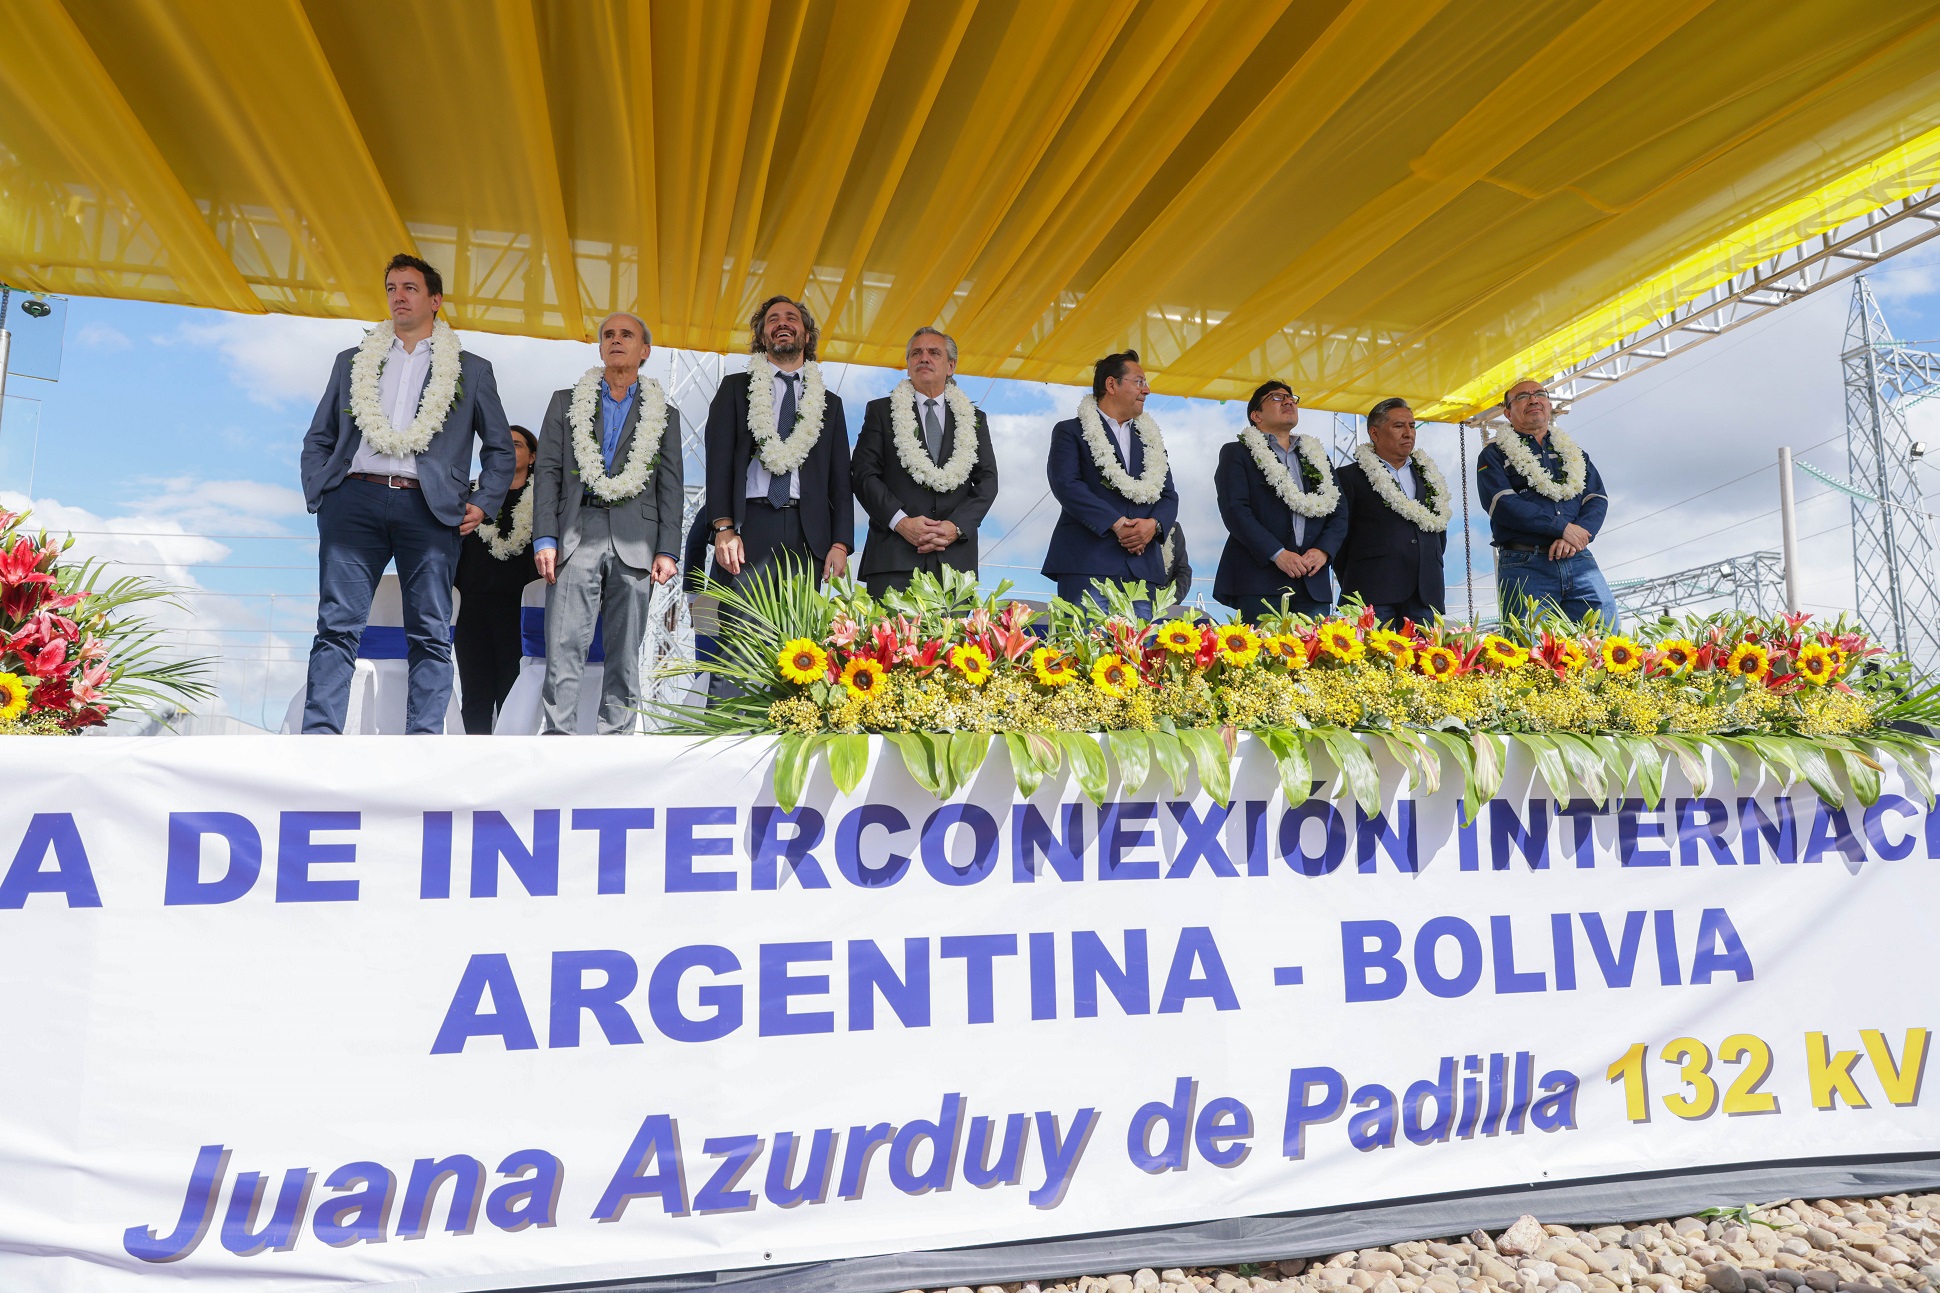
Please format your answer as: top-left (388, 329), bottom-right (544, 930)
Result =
top-left (1607, 550), bottom-right (1787, 623)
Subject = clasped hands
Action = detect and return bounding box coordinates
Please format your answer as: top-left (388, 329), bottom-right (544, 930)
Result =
top-left (1547, 522), bottom-right (1593, 562)
top-left (894, 515), bottom-right (961, 554)
top-left (1112, 516), bottom-right (1159, 555)
top-left (1273, 547), bottom-right (1328, 579)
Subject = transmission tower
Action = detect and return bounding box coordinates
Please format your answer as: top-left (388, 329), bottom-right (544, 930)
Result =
top-left (1843, 277), bottom-right (1940, 674)
top-left (1609, 551), bottom-right (1786, 623)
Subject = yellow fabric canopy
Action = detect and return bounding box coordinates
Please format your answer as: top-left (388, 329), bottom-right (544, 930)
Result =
top-left (4, 0), bottom-right (1940, 418)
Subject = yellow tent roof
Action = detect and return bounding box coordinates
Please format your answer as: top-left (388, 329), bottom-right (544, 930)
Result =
top-left (4, 0), bottom-right (1940, 418)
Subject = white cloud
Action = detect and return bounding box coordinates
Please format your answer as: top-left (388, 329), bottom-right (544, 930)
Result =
top-left (74, 321), bottom-right (131, 351)
top-left (169, 312), bottom-right (364, 408)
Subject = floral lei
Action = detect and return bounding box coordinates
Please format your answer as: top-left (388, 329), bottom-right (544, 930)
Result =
top-left (890, 380), bottom-right (980, 492)
top-left (348, 318), bottom-right (463, 458)
top-left (746, 353), bottom-right (826, 475)
top-left (1497, 423), bottom-right (1587, 501)
top-left (1240, 428), bottom-right (1340, 517)
top-left (476, 480), bottom-right (534, 560)
top-left (1353, 443), bottom-right (1452, 533)
top-left (1076, 395), bottom-right (1169, 504)
top-left (569, 367), bottom-right (667, 502)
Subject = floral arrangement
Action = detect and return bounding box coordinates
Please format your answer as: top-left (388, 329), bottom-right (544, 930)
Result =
top-left (664, 569), bottom-right (1940, 815)
top-left (0, 509), bottom-right (214, 734)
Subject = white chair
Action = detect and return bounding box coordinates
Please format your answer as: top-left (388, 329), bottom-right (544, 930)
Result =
top-left (280, 573), bottom-right (464, 734)
top-left (493, 580), bottom-right (611, 734)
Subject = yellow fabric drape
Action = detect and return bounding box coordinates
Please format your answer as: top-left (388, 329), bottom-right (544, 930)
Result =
top-left (4, 0), bottom-right (1939, 417)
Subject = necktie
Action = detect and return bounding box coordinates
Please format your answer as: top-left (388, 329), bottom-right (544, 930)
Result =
top-left (923, 398), bottom-right (944, 463)
top-left (768, 372), bottom-right (797, 507)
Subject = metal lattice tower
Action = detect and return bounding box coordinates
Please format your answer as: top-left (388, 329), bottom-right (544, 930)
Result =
top-left (1609, 551), bottom-right (1787, 623)
top-left (1843, 277), bottom-right (1940, 674)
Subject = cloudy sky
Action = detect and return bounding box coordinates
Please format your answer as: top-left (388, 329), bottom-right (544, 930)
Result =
top-left (5, 250), bottom-right (1939, 727)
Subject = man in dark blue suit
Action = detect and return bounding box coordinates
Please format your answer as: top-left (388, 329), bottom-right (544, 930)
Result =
top-left (1041, 350), bottom-right (1178, 616)
top-left (1212, 381), bottom-right (1347, 621)
top-left (299, 253), bottom-right (514, 734)
top-left (1334, 397), bottom-right (1450, 628)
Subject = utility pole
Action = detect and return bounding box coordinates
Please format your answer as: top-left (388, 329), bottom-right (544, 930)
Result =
top-left (1777, 446), bottom-right (1800, 614)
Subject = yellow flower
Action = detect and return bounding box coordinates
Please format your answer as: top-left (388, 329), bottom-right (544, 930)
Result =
top-left (778, 638), bottom-right (828, 685)
top-left (1417, 645), bottom-right (1460, 681)
top-left (1264, 633), bottom-right (1310, 670)
top-left (1215, 622), bottom-right (1261, 666)
top-left (1600, 635), bottom-right (1643, 675)
top-left (1031, 646), bottom-right (1076, 687)
top-left (1156, 622), bottom-right (1200, 655)
top-left (1553, 639), bottom-right (1587, 672)
top-left (949, 642), bottom-right (994, 686)
top-left (1092, 653), bottom-right (1137, 699)
top-left (1316, 621), bottom-right (1364, 663)
top-left (1795, 642), bottom-right (1838, 686)
top-left (1726, 641), bottom-right (1772, 682)
top-left (0, 672), bottom-right (28, 723)
top-left (1480, 634), bottom-right (1529, 670)
top-left (1656, 638), bottom-right (1698, 674)
top-left (1369, 629), bottom-right (1415, 669)
top-left (840, 656), bottom-right (886, 698)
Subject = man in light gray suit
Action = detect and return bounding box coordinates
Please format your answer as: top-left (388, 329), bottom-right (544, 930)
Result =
top-left (532, 311), bottom-right (683, 734)
top-left (300, 252), bottom-right (515, 734)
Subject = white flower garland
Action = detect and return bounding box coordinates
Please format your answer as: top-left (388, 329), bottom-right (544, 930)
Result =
top-left (348, 318), bottom-right (463, 458)
top-left (746, 354), bottom-right (826, 475)
top-left (1239, 428), bottom-right (1340, 517)
top-left (476, 480), bottom-right (533, 560)
top-left (1496, 424), bottom-right (1586, 501)
top-left (568, 367), bottom-right (666, 502)
top-left (1353, 443), bottom-right (1452, 533)
top-left (1076, 395), bottom-right (1169, 504)
top-left (889, 380), bottom-right (979, 491)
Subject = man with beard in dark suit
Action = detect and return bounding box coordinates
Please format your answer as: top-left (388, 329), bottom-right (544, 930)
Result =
top-left (851, 326), bottom-right (998, 597)
top-left (1334, 397), bottom-right (1451, 627)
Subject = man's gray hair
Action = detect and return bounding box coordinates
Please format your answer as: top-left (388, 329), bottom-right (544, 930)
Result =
top-left (1367, 397), bottom-right (1411, 428)
top-left (908, 325), bottom-right (958, 366)
top-left (596, 311), bottom-right (652, 347)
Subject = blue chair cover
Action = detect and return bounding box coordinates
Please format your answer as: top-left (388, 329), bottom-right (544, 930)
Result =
top-left (356, 624), bottom-right (455, 660)
top-left (519, 606), bottom-right (605, 664)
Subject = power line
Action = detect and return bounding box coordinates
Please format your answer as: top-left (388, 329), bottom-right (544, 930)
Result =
top-left (1593, 431), bottom-right (1845, 540)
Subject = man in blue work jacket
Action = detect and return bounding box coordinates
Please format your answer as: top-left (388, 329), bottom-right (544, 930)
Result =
top-left (1475, 379), bottom-right (1618, 628)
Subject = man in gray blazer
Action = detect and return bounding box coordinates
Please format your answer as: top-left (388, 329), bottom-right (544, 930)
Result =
top-left (532, 311), bottom-right (683, 734)
top-left (300, 253), bottom-right (515, 734)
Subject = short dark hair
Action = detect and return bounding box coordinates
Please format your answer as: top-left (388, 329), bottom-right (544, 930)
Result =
top-left (384, 252), bottom-right (442, 298)
top-left (1247, 380), bottom-right (1293, 426)
top-left (509, 425), bottom-right (539, 456)
top-left (1092, 349), bottom-right (1141, 399)
top-left (1367, 397), bottom-right (1411, 428)
top-left (751, 294), bottom-right (819, 362)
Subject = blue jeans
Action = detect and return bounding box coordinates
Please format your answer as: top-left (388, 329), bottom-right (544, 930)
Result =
top-left (1495, 548), bottom-right (1619, 630)
top-left (303, 479), bottom-right (461, 734)
top-left (1055, 576), bottom-right (1152, 622)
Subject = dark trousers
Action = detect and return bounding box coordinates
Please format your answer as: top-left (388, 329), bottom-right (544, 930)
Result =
top-left (865, 571), bottom-right (914, 599)
top-left (1370, 596), bottom-right (1441, 630)
top-left (1228, 591), bottom-right (1331, 622)
top-left (712, 501), bottom-right (815, 698)
top-left (303, 478), bottom-right (460, 734)
top-left (455, 592), bottom-right (524, 734)
top-left (1055, 576), bottom-right (1152, 622)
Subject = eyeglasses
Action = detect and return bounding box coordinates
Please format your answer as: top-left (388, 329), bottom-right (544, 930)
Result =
top-left (1261, 391), bottom-right (1300, 406)
top-left (1508, 389), bottom-right (1551, 405)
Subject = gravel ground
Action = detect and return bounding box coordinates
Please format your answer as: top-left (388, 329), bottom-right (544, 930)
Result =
top-left (902, 1194), bottom-right (1940, 1293)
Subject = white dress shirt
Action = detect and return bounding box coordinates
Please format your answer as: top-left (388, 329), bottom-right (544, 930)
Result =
top-left (889, 391), bottom-right (948, 528)
top-left (349, 334), bottom-right (434, 477)
top-left (1098, 410), bottom-right (1135, 464)
top-left (745, 366), bottom-right (804, 502)
top-left (1378, 455), bottom-right (1419, 500)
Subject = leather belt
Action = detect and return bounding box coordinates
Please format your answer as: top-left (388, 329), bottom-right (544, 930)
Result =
top-left (348, 471), bottom-right (420, 490)
top-left (579, 491), bottom-right (610, 509)
top-left (1495, 543), bottom-right (1546, 554)
top-left (746, 497), bottom-right (800, 510)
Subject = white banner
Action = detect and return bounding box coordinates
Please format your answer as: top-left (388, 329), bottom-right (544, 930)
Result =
top-left (1, 735), bottom-right (1936, 1292)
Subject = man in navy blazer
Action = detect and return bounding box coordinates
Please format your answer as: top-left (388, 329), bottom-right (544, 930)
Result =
top-left (1041, 350), bottom-right (1178, 615)
top-left (1333, 397), bottom-right (1447, 627)
top-left (1212, 381), bottom-right (1348, 621)
top-left (299, 253), bottom-right (515, 734)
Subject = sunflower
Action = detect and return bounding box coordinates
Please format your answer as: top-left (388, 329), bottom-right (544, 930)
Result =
top-left (1155, 621), bottom-right (1200, 655)
top-left (1795, 641), bottom-right (1839, 686)
top-left (840, 656), bottom-right (886, 698)
top-left (948, 642), bottom-right (994, 686)
top-left (1553, 639), bottom-right (1587, 672)
top-left (1600, 635), bottom-right (1643, 675)
top-left (778, 638), bottom-right (829, 685)
top-left (1091, 653), bottom-right (1137, 699)
top-left (0, 672), bottom-right (28, 724)
top-left (1368, 629), bottom-right (1415, 669)
top-left (1264, 633), bottom-right (1310, 670)
top-left (1316, 621), bottom-right (1364, 663)
top-left (1656, 638), bottom-right (1699, 674)
top-left (1480, 634), bottom-right (1529, 670)
top-left (1031, 646), bottom-right (1076, 687)
top-left (1417, 645), bottom-right (1461, 681)
top-left (1215, 622), bottom-right (1261, 666)
top-left (1726, 641), bottom-right (1772, 682)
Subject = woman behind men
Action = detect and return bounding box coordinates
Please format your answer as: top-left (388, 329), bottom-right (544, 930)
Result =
top-left (456, 425), bottom-right (540, 733)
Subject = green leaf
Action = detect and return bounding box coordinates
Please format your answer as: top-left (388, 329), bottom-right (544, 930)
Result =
top-left (1318, 729), bottom-right (1381, 817)
top-left (1875, 736), bottom-right (1935, 806)
top-left (949, 731), bottom-right (991, 791)
top-left (1518, 734), bottom-right (1572, 803)
top-left (1834, 744), bottom-right (1882, 807)
top-left (1470, 731), bottom-right (1506, 804)
top-left (1550, 732), bottom-right (1610, 807)
top-left (925, 732), bottom-right (963, 797)
top-left (1180, 728), bottom-right (1233, 807)
top-left (772, 733), bottom-right (816, 812)
top-left (1261, 729), bottom-right (1314, 807)
top-left (1148, 730), bottom-right (1190, 796)
top-left (1786, 738), bottom-right (1843, 806)
top-left (1003, 732), bottom-right (1047, 797)
top-left (1656, 735), bottom-right (1711, 797)
top-left (1110, 730), bottom-right (1153, 795)
top-left (1424, 730), bottom-right (1482, 824)
top-left (1622, 735), bottom-right (1665, 810)
top-left (886, 731), bottom-right (944, 795)
top-left (1057, 732), bottom-right (1109, 805)
top-left (1595, 734), bottom-right (1632, 803)
top-left (1375, 730), bottom-right (1437, 797)
top-left (826, 733), bottom-right (870, 795)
